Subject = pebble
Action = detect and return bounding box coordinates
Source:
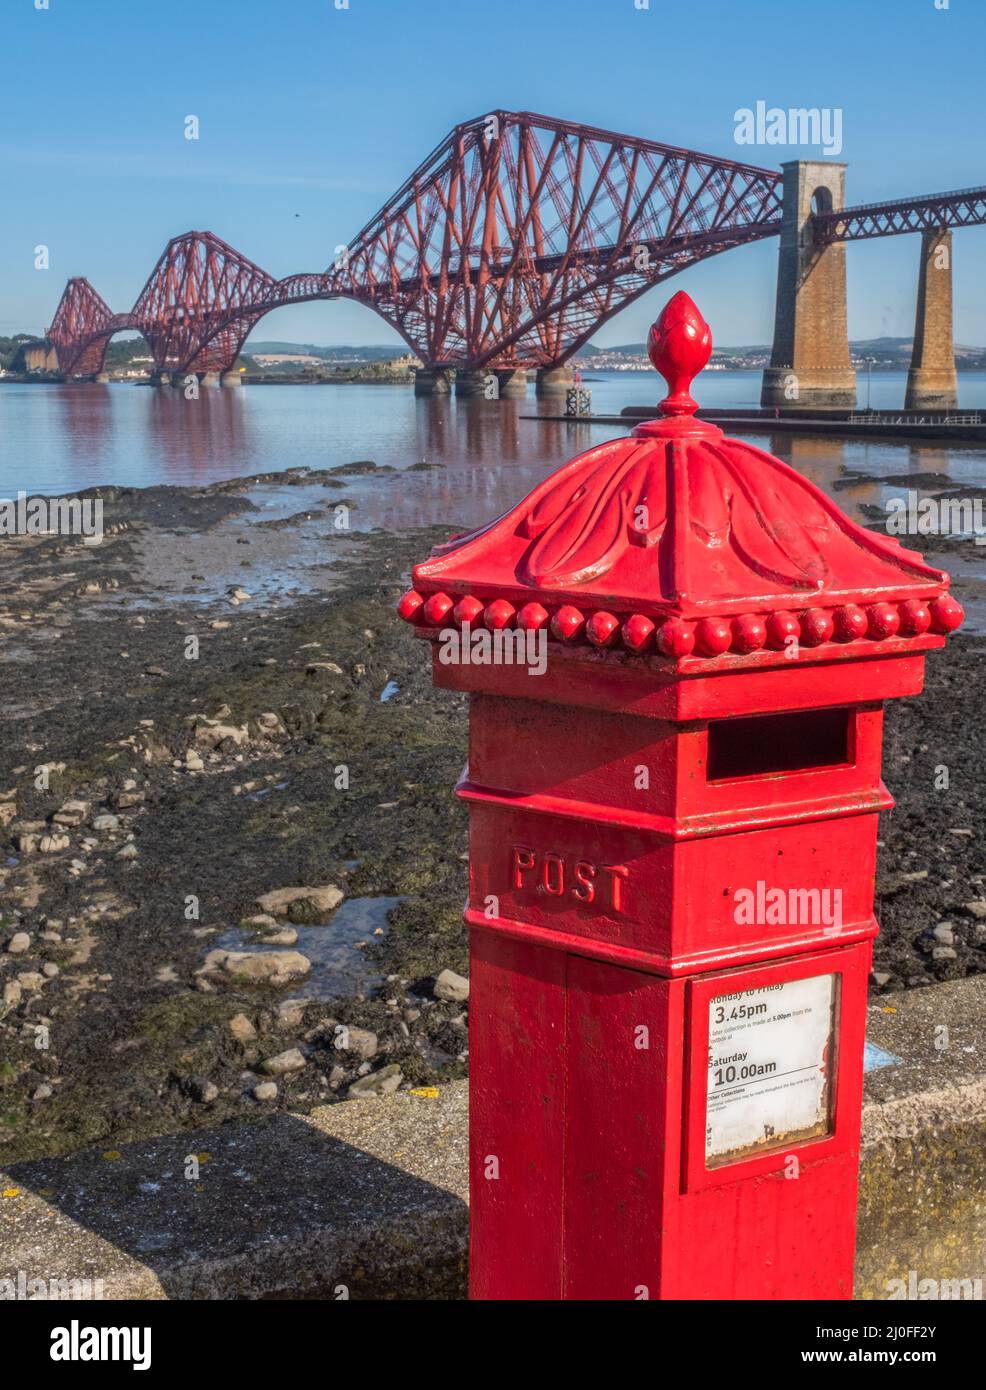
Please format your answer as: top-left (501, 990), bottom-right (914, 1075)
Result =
top-left (205, 949), bottom-right (312, 984)
top-left (342, 1026), bottom-right (378, 1061)
top-left (92, 814), bottom-right (120, 831)
top-left (195, 722), bottom-right (249, 750)
top-left (963, 900), bottom-right (986, 920)
top-left (32, 1084), bottom-right (53, 1101)
top-left (932, 923), bottom-right (955, 946)
top-left (190, 1078), bottom-right (219, 1104)
top-left (932, 946), bottom-right (958, 961)
top-left (39, 833), bottom-right (70, 853)
top-left (277, 1000), bottom-right (307, 1029)
top-left (260, 1047), bottom-right (307, 1076)
top-left (348, 1063), bottom-right (403, 1098)
top-left (242, 913), bottom-right (279, 931)
top-left (42, 962), bottom-right (59, 978)
top-left (228, 1012), bottom-right (258, 1043)
top-left (52, 800), bottom-right (90, 827)
top-left (255, 885), bottom-right (343, 918)
top-left (434, 968), bottom-right (470, 1003)
top-left (7, 932), bottom-right (31, 955)
top-left (116, 843), bottom-right (139, 860)
top-left (185, 751), bottom-right (204, 772)
top-left (252, 1081), bottom-right (278, 1102)
top-left (260, 928), bottom-right (298, 946)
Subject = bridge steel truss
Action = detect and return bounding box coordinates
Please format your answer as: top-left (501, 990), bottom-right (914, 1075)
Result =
top-left (813, 186), bottom-right (986, 244)
top-left (46, 112), bottom-right (784, 377)
top-left (44, 111), bottom-right (986, 378)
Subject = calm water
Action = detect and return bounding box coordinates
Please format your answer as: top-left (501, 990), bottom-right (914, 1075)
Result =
top-left (3, 371), bottom-right (986, 539)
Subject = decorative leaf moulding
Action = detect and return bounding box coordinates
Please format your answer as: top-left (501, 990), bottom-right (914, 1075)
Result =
top-left (399, 292), bottom-right (964, 662)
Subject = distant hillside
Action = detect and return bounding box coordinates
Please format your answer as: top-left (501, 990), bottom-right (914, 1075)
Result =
top-left (7, 331), bottom-right (985, 375)
top-left (244, 341), bottom-right (404, 363)
top-left (578, 336), bottom-right (986, 369)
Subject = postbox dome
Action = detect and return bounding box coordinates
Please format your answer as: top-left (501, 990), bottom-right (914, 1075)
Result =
top-left (399, 292), bottom-right (963, 663)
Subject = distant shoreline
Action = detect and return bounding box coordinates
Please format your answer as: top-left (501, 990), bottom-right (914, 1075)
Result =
top-left (7, 364), bottom-right (986, 387)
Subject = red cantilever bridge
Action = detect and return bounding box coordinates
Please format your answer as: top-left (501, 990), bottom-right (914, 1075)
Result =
top-left (45, 109), bottom-right (986, 381)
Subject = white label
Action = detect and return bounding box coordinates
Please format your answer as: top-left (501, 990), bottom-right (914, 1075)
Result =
top-left (706, 973), bottom-right (836, 1165)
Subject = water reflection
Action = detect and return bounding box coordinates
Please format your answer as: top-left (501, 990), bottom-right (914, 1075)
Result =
top-left (49, 385), bottom-right (112, 491)
top-left (2, 374), bottom-right (986, 539)
top-left (144, 385), bottom-right (248, 485)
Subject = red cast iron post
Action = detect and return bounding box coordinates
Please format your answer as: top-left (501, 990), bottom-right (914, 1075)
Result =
top-left (398, 292), bottom-right (964, 1301)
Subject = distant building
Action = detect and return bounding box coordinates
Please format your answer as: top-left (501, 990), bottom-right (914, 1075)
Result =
top-left (11, 340), bottom-right (59, 373)
top-left (253, 353), bottom-right (325, 366)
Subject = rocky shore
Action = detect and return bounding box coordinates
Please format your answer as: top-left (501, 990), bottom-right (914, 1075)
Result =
top-left (1, 464), bottom-right (984, 1165)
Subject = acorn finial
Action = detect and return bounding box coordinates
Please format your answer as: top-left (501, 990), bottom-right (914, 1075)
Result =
top-left (648, 292), bottom-right (712, 417)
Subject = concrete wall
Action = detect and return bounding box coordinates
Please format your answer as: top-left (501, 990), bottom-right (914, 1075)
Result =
top-left (2, 977), bottom-right (984, 1300)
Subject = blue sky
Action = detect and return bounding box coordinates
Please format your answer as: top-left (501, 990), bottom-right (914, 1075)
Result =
top-left (1, 0), bottom-right (984, 348)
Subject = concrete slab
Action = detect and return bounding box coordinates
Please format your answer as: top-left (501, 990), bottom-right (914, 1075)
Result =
top-left (0, 1087), bottom-right (468, 1300)
top-left (2, 976), bottom-right (984, 1300)
top-left (857, 977), bottom-right (986, 1300)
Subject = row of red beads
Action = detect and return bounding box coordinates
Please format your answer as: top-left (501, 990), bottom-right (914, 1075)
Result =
top-left (398, 590), bottom-right (964, 656)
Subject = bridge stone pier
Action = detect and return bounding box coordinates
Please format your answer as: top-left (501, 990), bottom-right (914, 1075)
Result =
top-left (414, 367), bottom-right (453, 397)
top-left (453, 370), bottom-right (489, 398)
top-left (761, 161), bottom-right (857, 411)
top-left (431, 367), bottom-right (530, 399)
top-left (495, 368), bottom-right (528, 397)
top-left (905, 229), bottom-right (958, 411)
top-left (535, 366), bottom-right (574, 397)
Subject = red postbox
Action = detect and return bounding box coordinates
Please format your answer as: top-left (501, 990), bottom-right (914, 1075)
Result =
top-left (398, 293), bottom-right (964, 1300)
